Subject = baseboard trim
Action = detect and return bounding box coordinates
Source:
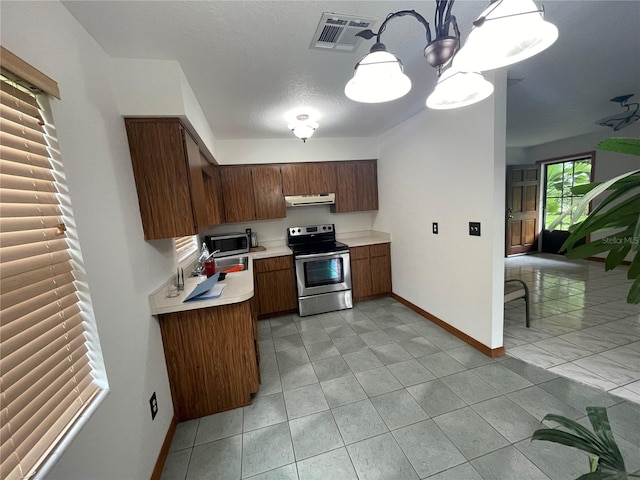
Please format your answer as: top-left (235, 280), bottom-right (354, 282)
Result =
top-left (150, 415), bottom-right (178, 480)
top-left (391, 293), bottom-right (505, 358)
top-left (587, 256), bottom-right (632, 265)
top-left (257, 308), bottom-right (297, 320)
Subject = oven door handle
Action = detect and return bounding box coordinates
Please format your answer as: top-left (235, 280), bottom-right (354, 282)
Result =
top-left (295, 251), bottom-right (349, 260)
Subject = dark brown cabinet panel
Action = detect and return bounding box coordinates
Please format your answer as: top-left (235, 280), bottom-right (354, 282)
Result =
top-left (351, 256), bottom-right (373, 301)
top-left (281, 163), bottom-right (336, 195)
top-left (125, 119), bottom-right (199, 239)
top-left (332, 160), bottom-right (378, 213)
top-left (125, 118), bottom-right (223, 239)
top-left (370, 243), bottom-right (392, 295)
top-left (254, 256), bottom-right (297, 317)
top-left (219, 165), bottom-right (286, 223)
top-left (158, 300), bottom-right (259, 421)
top-left (358, 160), bottom-right (379, 211)
top-left (202, 162), bottom-right (225, 225)
top-left (252, 165), bottom-right (286, 220)
top-left (350, 243), bottom-right (391, 301)
top-left (220, 166), bottom-right (256, 223)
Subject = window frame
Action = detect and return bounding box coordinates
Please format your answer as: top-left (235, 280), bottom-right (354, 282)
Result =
top-left (1, 53), bottom-right (108, 480)
top-left (539, 151), bottom-right (596, 231)
top-left (174, 234), bottom-right (199, 266)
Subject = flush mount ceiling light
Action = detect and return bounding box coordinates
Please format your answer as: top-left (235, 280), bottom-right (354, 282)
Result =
top-left (345, 0), bottom-right (557, 109)
top-left (288, 114), bottom-right (319, 142)
top-left (596, 94), bottom-right (640, 131)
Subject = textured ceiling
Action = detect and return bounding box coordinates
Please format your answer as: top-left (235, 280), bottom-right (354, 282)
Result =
top-left (63, 0), bottom-right (640, 148)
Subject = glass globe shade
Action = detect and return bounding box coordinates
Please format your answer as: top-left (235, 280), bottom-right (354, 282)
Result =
top-left (345, 50), bottom-right (412, 103)
top-left (426, 69), bottom-right (494, 110)
top-left (454, 0), bottom-right (558, 72)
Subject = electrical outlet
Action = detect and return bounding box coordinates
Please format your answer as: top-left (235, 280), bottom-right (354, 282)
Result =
top-left (149, 392), bottom-right (158, 420)
top-left (469, 222), bottom-right (481, 236)
top-left (432, 222), bottom-right (439, 234)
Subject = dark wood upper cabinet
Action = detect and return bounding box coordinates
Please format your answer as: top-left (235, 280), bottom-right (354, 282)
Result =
top-left (219, 166), bottom-right (256, 223)
top-left (184, 131), bottom-right (213, 230)
top-left (125, 119), bottom-right (378, 234)
top-left (202, 161), bottom-right (225, 225)
top-left (125, 118), bottom-right (214, 240)
top-left (332, 160), bottom-right (378, 213)
top-left (281, 162), bottom-right (336, 195)
top-left (218, 165), bottom-right (286, 223)
top-left (251, 165), bottom-right (286, 220)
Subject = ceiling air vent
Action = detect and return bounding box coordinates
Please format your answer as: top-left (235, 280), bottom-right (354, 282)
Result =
top-left (310, 13), bottom-right (375, 53)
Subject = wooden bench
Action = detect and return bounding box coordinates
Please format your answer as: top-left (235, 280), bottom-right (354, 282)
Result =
top-left (504, 279), bottom-right (530, 327)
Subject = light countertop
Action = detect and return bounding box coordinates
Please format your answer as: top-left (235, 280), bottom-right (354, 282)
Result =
top-left (149, 261), bottom-right (255, 315)
top-left (337, 230), bottom-right (391, 247)
top-left (149, 230), bottom-right (390, 315)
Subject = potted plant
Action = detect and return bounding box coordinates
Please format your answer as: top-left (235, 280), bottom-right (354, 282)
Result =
top-left (532, 406), bottom-right (639, 479)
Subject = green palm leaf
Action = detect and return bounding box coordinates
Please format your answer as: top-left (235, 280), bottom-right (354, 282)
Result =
top-left (586, 407), bottom-right (626, 472)
top-left (596, 138), bottom-right (640, 155)
top-left (532, 407), bottom-right (631, 480)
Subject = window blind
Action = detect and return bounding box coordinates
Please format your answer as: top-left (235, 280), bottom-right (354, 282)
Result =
top-left (0, 75), bottom-right (104, 479)
top-left (174, 235), bottom-right (198, 264)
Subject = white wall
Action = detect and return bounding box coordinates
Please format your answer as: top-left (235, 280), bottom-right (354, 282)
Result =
top-left (215, 137), bottom-right (378, 165)
top-left (374, 71), bottom-right (507, 349)
top-left (506, 146), bottom-right (529, 165)
top-left (525, 124), bottom-right (640, 181)
top-left (110, 58), bottom-right (219, 160)
top-left (1, 2), bottom-right (175, 478)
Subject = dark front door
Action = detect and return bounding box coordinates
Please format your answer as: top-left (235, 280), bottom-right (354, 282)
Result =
top-left (506, 165), bottom-right (540, 256)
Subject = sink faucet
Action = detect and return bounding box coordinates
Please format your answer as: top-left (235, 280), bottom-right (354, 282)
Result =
top-left (193, 248), bottom-right (220, 276)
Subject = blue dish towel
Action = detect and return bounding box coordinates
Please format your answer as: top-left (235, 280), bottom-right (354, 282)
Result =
top-left (183, 273), bottom-right (226, 302)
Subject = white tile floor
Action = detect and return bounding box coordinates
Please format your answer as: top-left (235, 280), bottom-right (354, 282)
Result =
top-left (504, 253), bottom-right (640, 402)
top-left (161, 277), bottom-right (640, 479)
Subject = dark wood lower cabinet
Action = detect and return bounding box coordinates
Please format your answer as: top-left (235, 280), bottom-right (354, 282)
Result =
top-left (350, 243), bottom-right (392, 301)
top-left (254, 256), bottom-right (297, 317)
top-left (158, 300), bottom-right (259, 421)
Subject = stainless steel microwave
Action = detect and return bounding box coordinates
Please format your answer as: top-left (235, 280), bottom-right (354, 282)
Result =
top-left (204, 233), bottom-right (250, 258)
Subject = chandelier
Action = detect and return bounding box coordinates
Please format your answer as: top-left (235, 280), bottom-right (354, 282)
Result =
top-left (345, 0), bottom-right (558, 109)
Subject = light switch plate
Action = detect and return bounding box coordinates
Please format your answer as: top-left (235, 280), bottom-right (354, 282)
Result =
top-left (432, 222), bottom-right (439, 234)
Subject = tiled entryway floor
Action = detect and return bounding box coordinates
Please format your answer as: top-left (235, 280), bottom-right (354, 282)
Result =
top-left (162, 292), bottom-right (640, 479)
top-left (505, 253), bottom-right (640, 401)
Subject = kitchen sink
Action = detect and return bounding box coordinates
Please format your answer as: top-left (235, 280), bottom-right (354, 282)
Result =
top-left (214, 256), bottom-right (249, 273)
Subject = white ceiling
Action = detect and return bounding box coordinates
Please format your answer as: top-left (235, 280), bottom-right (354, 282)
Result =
top-left (62, 0), bottom-right (640, 148)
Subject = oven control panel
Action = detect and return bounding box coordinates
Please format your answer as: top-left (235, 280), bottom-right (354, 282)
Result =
top-left (288, 224), bottom-right (333, 237)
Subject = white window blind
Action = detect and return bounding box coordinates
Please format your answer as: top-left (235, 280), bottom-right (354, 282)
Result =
top-left (0, 74), bottom-right (106, 479)
top-left (174, 235), bottom-right (198, 264)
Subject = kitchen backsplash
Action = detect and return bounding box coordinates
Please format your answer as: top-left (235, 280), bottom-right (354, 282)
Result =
top-left (200, 207), bottom-right (375, 244)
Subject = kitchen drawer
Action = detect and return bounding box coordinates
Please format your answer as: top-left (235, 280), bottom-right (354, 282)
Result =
top-left (370, 243), bottom-right (390, 257)
top-left (254, 255), bottom-right (293, 273)
top-left (349, 245), bottom-right (370, 260)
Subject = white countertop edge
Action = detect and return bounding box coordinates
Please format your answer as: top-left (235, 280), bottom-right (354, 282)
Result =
top-left (150, 287), bottom-right (254, 315)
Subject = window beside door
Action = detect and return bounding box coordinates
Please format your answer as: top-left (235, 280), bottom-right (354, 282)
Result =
top-left (543, 156), bottom-right (593, 230)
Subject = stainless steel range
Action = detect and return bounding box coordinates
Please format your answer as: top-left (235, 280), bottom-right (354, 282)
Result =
top-left (287, 224), bottom-right (352, 317)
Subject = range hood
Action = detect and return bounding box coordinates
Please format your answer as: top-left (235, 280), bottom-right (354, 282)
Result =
top-left (285, 193), bottom-right (335, 207)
